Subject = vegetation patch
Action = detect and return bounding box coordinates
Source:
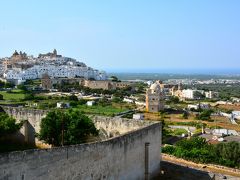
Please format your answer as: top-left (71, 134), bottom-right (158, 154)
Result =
top-left (163, 137), bottom-right (240, 168)
top-left (38, 109), bottom-right (99, 146)
top-left (75, 104), bottom-right (128, 116)
top-left (0, 90), bottom-right (25, 101)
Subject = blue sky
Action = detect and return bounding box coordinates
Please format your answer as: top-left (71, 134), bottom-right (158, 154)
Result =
top-left (0, 1), bottom-right (240, 73)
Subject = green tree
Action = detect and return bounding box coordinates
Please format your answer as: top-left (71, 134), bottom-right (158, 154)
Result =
top-left (0, 113), bottom-right (22, 137)
top-left (65, 109), bottom-right (98, 144)
top-left (4, 82), bottom-right (14, 88)
top-left (168, 96), bottom-right (180, 104)
top-left (68, 94), bottom-right (78, 101)
top-left (193, 91), bottom-right (205, 99)
top-left (110, 76), bottom-right (120, 82)
top-left (24, 79), bottom-right (34, 85)
top-left (24, 93), bottom-right (35, 100)
top-left (134, 82), bottom-right (147, 93)
top-left (160, 112), bottom-right (166, 120)
top-left (69, 101), bottom-right (78, 107)
top-left (176, 137), bottom-right (208, 150)
top-left (196, 109), bottom-right (213, 120)
top-left (98, 97), bottom-right (110, 106)
top-left (182, 111), bottom-right (188, 119)
top-left (39, 109), bottom-right (98, 146)
top-left (215, 141), bottom-right (240, 168)
top-left (79, 99), bottom-right (87, 105)
top-left (162, 137), bottom-right (240, 168)
top-left (112, 96), bottom-right (123, 103)
top-left (0, 81), bottom-right (5, 88)
top-left (17, 84), bottom-right (27, 92)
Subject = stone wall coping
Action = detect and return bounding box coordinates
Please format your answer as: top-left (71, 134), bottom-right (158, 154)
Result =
top-left (0, 119), bottom-right (161, 162)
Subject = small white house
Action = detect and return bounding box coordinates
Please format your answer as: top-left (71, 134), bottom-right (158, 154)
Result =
top-left (87, 101), bottom-right (95, 106)
top-left (188, 103), bottom-right (210, 110)
top-left (188, 104), bottom-right (199, 110)
top-left (135, 101), bottom-right (146, 106)
top-left (232, 111), bottom-right (240, 120)
top-left (57, 102), bottom-right (70, 108)
top-left (199, 103), bottom-right (210, 109)
top-left (123, 98), bottom-right (134, 103)
top-left (133, 113), bottom-right (144, 120)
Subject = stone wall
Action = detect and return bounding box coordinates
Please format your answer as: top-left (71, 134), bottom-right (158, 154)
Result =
top-left (1, 106), bottom-right (48, 144)
top-left (2, 106), bottom-right (47, 134)
top-left (84, 80), bottom-right (112, 90)
top-left (0, 117), bottom-right (162, 180)
top-left (1, 106), bottom-right (155, 141)
top-left (92, 116), bottom-right (155, 137)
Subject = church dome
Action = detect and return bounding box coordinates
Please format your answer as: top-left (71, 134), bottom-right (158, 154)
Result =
top-left (150, 82), bottom-right (161, 91)
top-left (13, 50), bottom-right (19, 56)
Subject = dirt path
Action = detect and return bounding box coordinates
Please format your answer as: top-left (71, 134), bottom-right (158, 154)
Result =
top-left (162, 153), bottom-right (240, 178)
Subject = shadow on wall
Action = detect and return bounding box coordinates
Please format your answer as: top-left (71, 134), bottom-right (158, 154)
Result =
top-left (0, 106), bottom-right (47, 145)
top-left (23, 120), bottom-right (35, 145)
top-left (0, 120), bottom-right (36, 147)
top-left (153, 161), bottom-right (214, 180)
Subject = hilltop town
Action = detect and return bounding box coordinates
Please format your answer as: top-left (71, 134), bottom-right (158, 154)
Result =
top-left (0, 49), bottom-right (107, 85)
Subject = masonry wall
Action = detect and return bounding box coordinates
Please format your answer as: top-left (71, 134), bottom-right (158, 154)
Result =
top-left (0, 120), bottom-right (161, 180)
top-left (2, 106), bottom-right (47, 134)
top-left (1, 106), bottom-right (48, 144)
top-left (1, 106), bottom-right (154, 139)
top-left (92, 116), bottom-right (155, 137)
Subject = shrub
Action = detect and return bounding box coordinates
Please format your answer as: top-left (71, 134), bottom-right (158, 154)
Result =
top-left (39, 109), bottom-right (98, 146)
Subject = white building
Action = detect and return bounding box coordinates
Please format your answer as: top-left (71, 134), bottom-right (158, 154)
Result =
top-left (133, 113), bottom-right (144, 120)
top-left (181, 89), bottom-right (204, 99)
top-left (188, 103), bottom-right (210, 110)
top-left (205, 91), bottom-right (219, 99)
top-left (123, 97), bottom-right (134, 103)
top-left (3, 57), bottom-right (107, 84)
top-left (86, 101), bottom-right (95, 106)
top-left (56, 102), bottom-right (70, 108)
top-left (232, 111), bottom-right (240, 120)
top-left (187, 104), bottom-right (199, 110)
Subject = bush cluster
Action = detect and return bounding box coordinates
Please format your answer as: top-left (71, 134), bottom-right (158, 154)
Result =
top-left (163, 137), bottom-right (240, 168)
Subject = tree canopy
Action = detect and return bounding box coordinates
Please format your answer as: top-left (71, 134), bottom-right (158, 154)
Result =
top-left (163, 137), bottom-right (240, 168)
top-left (110, 76), bottom-right (120, 82)
top-left (193, 91), bottom-right (205, 99)
top-left (0, 113), bottom-right (22, 137)
top-left (196, 109), bottom-right (213, 121)
top-left (68, 94), bottom-right (78, 101)
top-left (39, 109), bottom-right (98, 146)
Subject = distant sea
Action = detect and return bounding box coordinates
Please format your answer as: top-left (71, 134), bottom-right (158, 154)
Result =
top-left (106, 68), bottom-right (240, 75)
top-left (106, 69), bottom-right (240, 81)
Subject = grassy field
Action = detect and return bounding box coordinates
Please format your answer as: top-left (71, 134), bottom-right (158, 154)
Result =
top-left (75, 104), bottom-right (128, 116)
top-left (169, 128), bottom-right (188, 136)
top-left (0, 90), bottom-right (25, 101)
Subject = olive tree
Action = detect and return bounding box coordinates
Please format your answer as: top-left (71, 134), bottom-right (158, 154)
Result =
top-left (39, 109), bottom-right (98, 146)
